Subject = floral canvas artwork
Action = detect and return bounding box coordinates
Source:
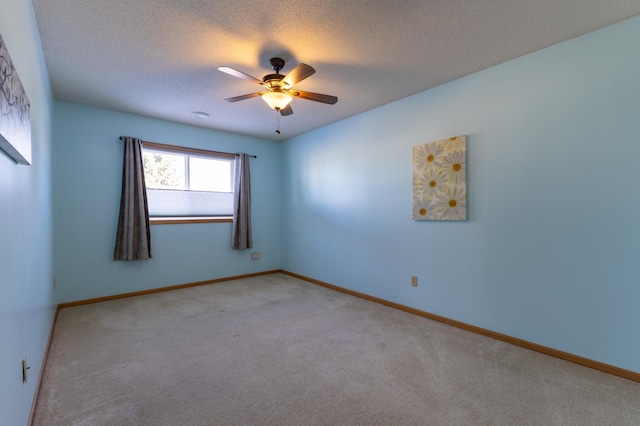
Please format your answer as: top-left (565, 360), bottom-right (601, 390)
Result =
top-left (412, 135), bottom-right (467, 220)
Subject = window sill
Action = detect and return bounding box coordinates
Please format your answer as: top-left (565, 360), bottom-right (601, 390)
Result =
top-left (150, 217), bottom-right (233, 225)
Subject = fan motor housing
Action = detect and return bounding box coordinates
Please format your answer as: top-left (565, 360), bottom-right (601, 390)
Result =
top-left (263, 74), bottom-right (287, 90)
top-left (263, 74), bottom-right (284, 83)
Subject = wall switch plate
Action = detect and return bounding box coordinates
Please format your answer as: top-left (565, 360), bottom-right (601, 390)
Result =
top-left (411, 276), bottom-right (418, 287)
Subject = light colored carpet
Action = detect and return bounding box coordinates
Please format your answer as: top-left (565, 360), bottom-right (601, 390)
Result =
top-left (33, 273), bottom-right (640, 425)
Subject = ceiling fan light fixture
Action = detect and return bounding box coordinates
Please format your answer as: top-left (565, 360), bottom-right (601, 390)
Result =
top-left (262, 91), bottom-right (293, 110)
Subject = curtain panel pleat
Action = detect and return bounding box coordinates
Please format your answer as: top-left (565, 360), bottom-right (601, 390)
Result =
top-left (114, 136), bottom-right (152, 261)
top-left (232, 153), bottom-right (252, 249)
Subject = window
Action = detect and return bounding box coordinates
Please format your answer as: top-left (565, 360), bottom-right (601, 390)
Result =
top-left (142, 143), bottom-right (235, 220)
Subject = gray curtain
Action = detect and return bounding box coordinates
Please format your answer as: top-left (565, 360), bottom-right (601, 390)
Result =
top-left (114, 136), bottom-right (152, 261)
top-left (232, 153), bottom-right (252, 249)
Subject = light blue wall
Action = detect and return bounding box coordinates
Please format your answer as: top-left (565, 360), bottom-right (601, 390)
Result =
top-left (53, 102), bottom-right (281, 303)
top-left (281, 17), bottom-right (640, 373)
top-left (0, 0), bottom-right (55, 424)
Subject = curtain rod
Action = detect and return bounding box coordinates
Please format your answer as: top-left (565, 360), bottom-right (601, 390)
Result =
top-left (118, 136), bottom-right (257, 158)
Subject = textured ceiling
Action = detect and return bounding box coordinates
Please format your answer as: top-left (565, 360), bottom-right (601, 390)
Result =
top-left (32, 0), bottom-right (640, 141)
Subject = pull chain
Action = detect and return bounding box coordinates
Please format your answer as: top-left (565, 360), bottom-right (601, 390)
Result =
top-left (275, 109), bottom-right (281, 134)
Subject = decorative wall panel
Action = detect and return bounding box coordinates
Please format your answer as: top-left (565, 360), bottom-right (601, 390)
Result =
top-left (0, 32), bottom-right (31, 165)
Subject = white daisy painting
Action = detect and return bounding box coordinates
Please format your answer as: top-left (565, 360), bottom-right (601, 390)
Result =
top-left (412, 135), bottom-right (467, 221)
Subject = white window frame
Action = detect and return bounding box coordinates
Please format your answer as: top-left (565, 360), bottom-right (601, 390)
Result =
top-left (141, 142), bottom-right (236, 224)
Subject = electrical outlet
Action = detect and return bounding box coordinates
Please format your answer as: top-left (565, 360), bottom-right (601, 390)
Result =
top-left (22, 357), bottom-right (30, 383)
top-left (411, 276), bottom-right (418, 287)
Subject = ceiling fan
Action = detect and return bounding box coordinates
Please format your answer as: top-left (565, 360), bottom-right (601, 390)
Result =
top-left (218, 58), bottom-right (338, 118)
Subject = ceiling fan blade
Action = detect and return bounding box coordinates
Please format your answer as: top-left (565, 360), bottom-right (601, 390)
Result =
top-left (282, 63), bottom-right (315, 87)
top-left (224, 92), bottom-right (264, 102)
top-left (218, 66), bottom-right (262, 84)
top-left (291, 90), bottom-right (338, 105)
top-left (279, 104), bottom-right (293, 116)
